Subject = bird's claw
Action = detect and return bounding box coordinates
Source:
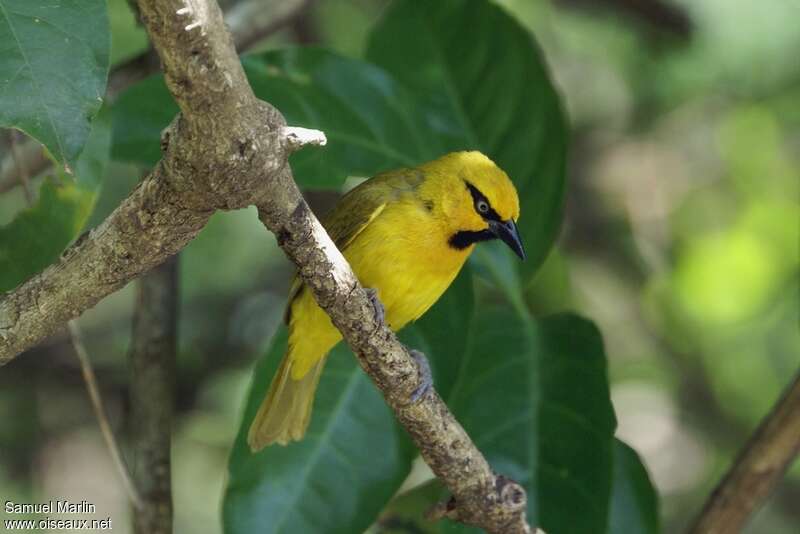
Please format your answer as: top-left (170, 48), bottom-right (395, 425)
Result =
top-left (408, 350), bottom-right (433, 403)
top-left (365, 287), bottom-right (385, 326)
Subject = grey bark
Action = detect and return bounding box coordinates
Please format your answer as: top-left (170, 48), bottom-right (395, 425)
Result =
top-left (130, 258), bottom-right (179, 534)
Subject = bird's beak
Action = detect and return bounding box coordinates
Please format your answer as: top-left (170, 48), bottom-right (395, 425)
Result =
top-left (489, 219), bottom-right (526, 260)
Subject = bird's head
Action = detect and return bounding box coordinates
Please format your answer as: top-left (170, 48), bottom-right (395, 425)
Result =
top-left (420, 151), bottom-right (525, 260)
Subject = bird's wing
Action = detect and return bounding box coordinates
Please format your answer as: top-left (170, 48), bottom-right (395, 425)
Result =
top-left (323, 183), bottom-right (389, 251)
top-left (284, 172), bottom-right (402, 322)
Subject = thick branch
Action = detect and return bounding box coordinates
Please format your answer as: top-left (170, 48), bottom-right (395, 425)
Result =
top-left (1, 1), bottom-right (531, 531)
top-left (689, 371), bottom-right (800, 534)
top-left (130, 257), bottom-right (179, 534)
top-left (0, 172), bottom-right (209, 362)
top-left (0, 0), bottom-right (288, 362)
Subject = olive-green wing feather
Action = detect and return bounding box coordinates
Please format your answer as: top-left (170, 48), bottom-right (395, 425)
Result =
top-left (323, 167), bottom-right (425, 248)
top-left (284, 170), bottom-right (417, 321)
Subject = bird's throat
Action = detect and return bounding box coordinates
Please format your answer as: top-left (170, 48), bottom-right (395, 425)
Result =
top-left (448, 229), bottom-right (495, 250)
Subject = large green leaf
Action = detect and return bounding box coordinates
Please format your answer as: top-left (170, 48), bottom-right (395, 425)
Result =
top-left (224, 328), bottom-right (416, 534)
top-left (226, 301), bottom-right (623, 534)
top-left (114, 24), bottom-right (566, 233)
top-left (367, 0), bottom-right (568, 278)
top-left (0, 106), bottom-right (111, 291)
top-left (442, 312), bottom-right (616, 534)
top-left (0, 0), bottom-right (109, 169)
top-left (376, 440), bottom-right (659, 534)
top-left (244, 50), bottom-right (443, 189)
top-left (377, 312), bottom-right (618, 534)
top-left (608, 440), bottom-right (660, 534)
top-left (113, 49), bottom-right (443, 187)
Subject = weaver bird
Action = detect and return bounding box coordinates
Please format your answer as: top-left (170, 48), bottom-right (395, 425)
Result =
top-left (248, 151), bottom-right (524, 450)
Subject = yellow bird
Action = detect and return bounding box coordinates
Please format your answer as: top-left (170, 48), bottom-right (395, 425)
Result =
top-left (248, 151), bottom-right (524, 450)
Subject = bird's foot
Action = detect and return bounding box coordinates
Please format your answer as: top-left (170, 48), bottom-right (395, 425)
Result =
top-left (408, 349), bottom-right (433, 403)
top-left (365, 287), bottom-right (385, 326)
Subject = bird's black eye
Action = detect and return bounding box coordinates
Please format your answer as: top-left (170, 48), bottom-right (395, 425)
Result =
top-left (476, 199), bottom-right (489, 214)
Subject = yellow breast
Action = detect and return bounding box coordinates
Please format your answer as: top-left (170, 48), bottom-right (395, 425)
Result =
top-left (286, 197), bottom-right (470, 379)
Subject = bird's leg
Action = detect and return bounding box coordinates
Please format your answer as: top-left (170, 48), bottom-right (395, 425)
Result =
top-left (362, 287), bottom-right (432, 401)
top-left (409, 349), bottom-right (433, 403)
top-left (365, 287), bottom-right (385, 326)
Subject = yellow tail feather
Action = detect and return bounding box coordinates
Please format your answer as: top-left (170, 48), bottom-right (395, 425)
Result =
top-left (247, 353), bottom-right (326, 451)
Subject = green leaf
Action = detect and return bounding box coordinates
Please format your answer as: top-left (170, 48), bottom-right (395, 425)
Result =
top-left (377, 311), bottom-right (623, 534)
top-left (113, 49), bottom-right (444, 186)
top-left (0, 0), bottom-right (110, 169)
top-left (226, 305), bottom-right (622, 534)
top-left (111, 74), bottom-right (177, 167)
top-left (0, 106), bottom-right (111, 292)
top-left (245, 49), bottom-right (444, 189)
top-left (367, 0), bottom-right (568, 278)
top-left (224, 328), bottom-right (415, 534)
top-left (443, 312), bottom-right (616, 534)
top-left (608, 440), bottom-right (660, 534)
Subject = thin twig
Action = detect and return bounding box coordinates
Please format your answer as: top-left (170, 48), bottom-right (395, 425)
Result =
top-left (68, 322), bottom-right (144, 509)
top-left (688, 370), bottom-right (800, 534)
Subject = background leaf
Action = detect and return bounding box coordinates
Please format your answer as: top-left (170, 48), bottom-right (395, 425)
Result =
top-left (0, 0), bottom-right (110, 168)
top-left (0, 107), bottom-right (111, 291)
top-left (245, 50), bottom-right (443, 189)
top-left (442, 311), bottom-right (617, 533)
top-left (608, 440), bottom-right (660, 534)
top-left (113, 49), bottom-right (443, 187)
top-left (224, 328), bottom-right (415, 534)
top-left (376, 440), bottom-right (657, 534)
top-left (367, 0), bottom-right (568, 277)
top-left (111, 74), bottom-right (178, 167)
top-left (224, 274), bottom-right (475, 534)
top-left (368, 311), bottom-right (620, 534)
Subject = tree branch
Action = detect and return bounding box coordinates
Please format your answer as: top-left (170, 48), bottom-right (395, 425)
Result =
top-left (556, 0), bottom-right (692, 38)
top-left (0, 0), bottom-right (532, 531)
top-left (226, 0), bottom-right (314, 52)
top-left (689, 370), bottom-right (800, 534)
top-left (130, 257), bottom-right (179, 534)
